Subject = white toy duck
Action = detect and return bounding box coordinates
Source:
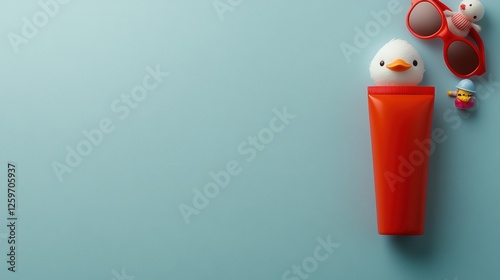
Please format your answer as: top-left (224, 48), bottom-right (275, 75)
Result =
top-left (370, 39), bottom-right (425, 86)
top-left (444, 0), bottom-right (484, 37)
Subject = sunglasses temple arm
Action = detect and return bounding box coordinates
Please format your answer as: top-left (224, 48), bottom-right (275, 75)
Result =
top-left (469, 29), bottom-right (484, 52)
top-left (468, 28), bottom-right (487, 75)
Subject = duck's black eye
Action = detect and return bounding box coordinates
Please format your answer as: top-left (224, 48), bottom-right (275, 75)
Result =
top-left (474, 15), bottom-right (477, 19)
top-left (469, 4), bottom-right (472, 6)
top-left (413, 60), bottom-right (418, 66)
top-left (380, 60), bottom-right (385, 66)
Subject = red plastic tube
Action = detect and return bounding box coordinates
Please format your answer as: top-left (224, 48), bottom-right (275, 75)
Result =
top-left (367, 86), bottom-right (435, 235)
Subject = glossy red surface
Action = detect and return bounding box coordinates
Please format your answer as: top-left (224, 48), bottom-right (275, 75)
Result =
top-left (368, 86), bottom-right (435, 235)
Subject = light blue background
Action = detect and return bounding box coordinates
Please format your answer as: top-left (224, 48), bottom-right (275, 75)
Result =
top-left (0, 0), bottom-right (499, 279)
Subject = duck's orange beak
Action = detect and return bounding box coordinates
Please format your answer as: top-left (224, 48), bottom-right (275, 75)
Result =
top-left (386, 59), bottom-right (412, 72)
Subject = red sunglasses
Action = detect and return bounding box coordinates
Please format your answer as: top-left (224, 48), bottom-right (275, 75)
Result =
top-left (406, 0), bottom-right (486, 78)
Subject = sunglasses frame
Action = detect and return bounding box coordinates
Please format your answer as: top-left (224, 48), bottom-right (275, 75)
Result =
top-left (406, 0), bottom-right (486, 78)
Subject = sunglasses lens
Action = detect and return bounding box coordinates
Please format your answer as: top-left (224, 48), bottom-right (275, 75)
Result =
top-left (447, 41), bottom-right (479, 76)
top-left (408, 2), bottom-right (442, 36)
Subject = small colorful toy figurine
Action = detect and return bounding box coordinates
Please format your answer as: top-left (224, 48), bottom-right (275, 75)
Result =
top-left (444, 0), bottom-right (484, 37)
top-left (369, 39), bottom-right (425, 86)
top-left (447, 79), bottom-right (476, 109)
